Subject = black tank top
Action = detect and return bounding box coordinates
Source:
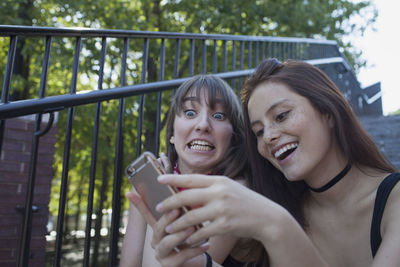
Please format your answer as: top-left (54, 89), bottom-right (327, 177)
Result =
top-left (222, 255), bottom-right (245, 266)
top-left (370, 173), bottom-right (400, 257)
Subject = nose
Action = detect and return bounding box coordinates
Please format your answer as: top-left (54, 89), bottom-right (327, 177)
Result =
top-left (262, 125), bottom-right (279, 144)
top-left (195, 112), bottom-right (211, 132)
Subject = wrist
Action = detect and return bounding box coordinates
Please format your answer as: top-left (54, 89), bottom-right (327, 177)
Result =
top-left (259, 205), bottom-right (296, 247)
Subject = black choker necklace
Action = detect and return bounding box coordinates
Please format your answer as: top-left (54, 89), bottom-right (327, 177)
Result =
top-left (307, 163), bottom-right (352, 193)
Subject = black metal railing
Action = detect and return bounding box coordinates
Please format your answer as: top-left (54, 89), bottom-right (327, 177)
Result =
top-left (0, 25), bottom-right (364, 267)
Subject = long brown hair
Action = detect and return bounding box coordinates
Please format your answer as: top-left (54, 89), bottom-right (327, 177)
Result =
top-left (241, 58), bottom-right (395, 265)
top-left (165, 74), bottom-right (248, 180)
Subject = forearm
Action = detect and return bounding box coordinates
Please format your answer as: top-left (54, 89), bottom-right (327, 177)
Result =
top-left (259, 208), bottom-right (328, 267)
top-left (120, 204), bottom-right (147, 267)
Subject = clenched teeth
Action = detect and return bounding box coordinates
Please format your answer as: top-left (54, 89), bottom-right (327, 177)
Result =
top-left (274, 143), bottom-right (298, 159)
top-left (189, 140), bottom-right (214, 151)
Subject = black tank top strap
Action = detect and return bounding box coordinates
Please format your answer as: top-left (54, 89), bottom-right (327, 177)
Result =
top-left (222, 255), bottom-right (245, 267)
top-left (370, 173), bottom-right (400, 257)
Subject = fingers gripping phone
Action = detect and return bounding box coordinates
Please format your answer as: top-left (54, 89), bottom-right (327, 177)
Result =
top-left (125, 151), bottom-right (207, 248)
top-left (125, 151), bottom-right (178, 221)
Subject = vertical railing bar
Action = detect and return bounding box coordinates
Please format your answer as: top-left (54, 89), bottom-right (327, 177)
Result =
top-left (283, 42), bottom-right (287, 60)
top-left (155, 38), bottom-right (165, 155)
top-left (83, 36), bottom-right (107, 267)
top-left (248, 41), bottom-right (252, 68)
top-left (222, 40), bottom-right (227, 72)
top-left (0, 36), bottom-right (18, 154)
top-left (271, 42), bottom-right (275, 58)
top-left (17, 35), bottom-right (52, 267)
top-left (230, 40), bottom-right (236, 89)
top-left (174, 39), bottom-right (181, 79)
top-left (54, 36), bottom-right (82, 267)
top-left (278, 42), bottom-right (281, 60)
top-left (261, 41), bottom-right (265, 61)
top-left (189, 39), bottom-right (195, 76)
top-left (1, 35), bottom-right (17, 104)
top-left (136, 38), bottom-right (149, 158)
top-left (212, 40), bottom-right (217, 73)
top-left (201, 39), bottom-right (207, 74)
top-left (268, 42), bottom-right (272, 58)
top-left (172, 39), bottom-right (181, 96)
top-left (38, 36), bottom-right (52, 98)
top-left (109, 37), bottom-right (129, 267)
top-left (255, 41), bottom-right (259, 66)
top-left (239, 41), bottom-right (245, 70)
top-left (238, 41), bottom-right (245, 93)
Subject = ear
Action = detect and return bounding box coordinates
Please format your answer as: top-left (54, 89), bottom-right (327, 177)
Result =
top-left (169, 135), bottom-right (175, 144)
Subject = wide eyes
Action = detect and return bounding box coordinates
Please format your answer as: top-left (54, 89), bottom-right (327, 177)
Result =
top-left (212, 112), bottom-right (226, 120)
top-left (184, 109), bottom-right (196, 117)
top-left (183, 110), bottom-right (226, 121)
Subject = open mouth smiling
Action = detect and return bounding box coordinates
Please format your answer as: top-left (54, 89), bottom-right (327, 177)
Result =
top-left (273, 142), bottom-right (298, 161)
top-left (188, 140), bottom-right (215, 151)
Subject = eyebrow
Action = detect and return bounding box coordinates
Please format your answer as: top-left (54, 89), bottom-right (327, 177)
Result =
top-left (250, 99), bottom-right (289, 127)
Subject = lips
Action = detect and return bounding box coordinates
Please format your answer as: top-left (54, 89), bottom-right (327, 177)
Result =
top-left (273, 142), bottom-right (298, 160)
top-left (188, 140), bottom-right (215, 151)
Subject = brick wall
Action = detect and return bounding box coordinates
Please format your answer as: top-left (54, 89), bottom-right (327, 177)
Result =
top-left (0, 116), bottom-right (57, 267)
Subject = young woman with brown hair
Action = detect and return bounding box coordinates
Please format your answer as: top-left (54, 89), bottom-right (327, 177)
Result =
top-left (120, 75), bottom-right (254, 266)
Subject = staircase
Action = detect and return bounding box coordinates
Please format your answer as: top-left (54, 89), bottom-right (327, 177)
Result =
top-left (359, 115), bottom-right (400, 170)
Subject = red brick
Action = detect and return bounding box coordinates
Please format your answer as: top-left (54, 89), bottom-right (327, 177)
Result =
top-left (5, 129), bottom-right (33, 142)
top-left (4, 119), bottom-right (28, 130)
top-left (40, 135), bottom-right (57, 145)
top-left (0, 225), bottom-right (18, 238)
top-left (35, 165), bottom-right (54, 176)
top-left (0, 215), bottom-right (21, 226)
top-left (38, 143), bottom-right (56, 154)
top-left (0, 193), bottom-right (25, 204)
top-left (37, 154), bottom-right (55, 165)
top-left (0, 249), bottom-right (16, 260)
top-left (1, 150), bottom-right (31, 163)
top-left (0, 261), bottom-right (17, 267)
top-left (0, 172), bottom-right (27, 183)
top-left (32, 194), bottom-right (50, 204)
top-left (0, 184), bottom-right (23, 195)
top-left (0, 205), bottom-right (20, 214)
top-left (0, 162), bottom-right (23, 173)
top-left (0, 239), bottom-right (18, 248)
top-left (2, 141), bottom-right (24, 152)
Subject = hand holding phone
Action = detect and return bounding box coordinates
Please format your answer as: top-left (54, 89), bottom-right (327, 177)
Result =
top-left (125, 151), bottom-right (208, 248)
top-left (125, 151), bottom-right (178, 221)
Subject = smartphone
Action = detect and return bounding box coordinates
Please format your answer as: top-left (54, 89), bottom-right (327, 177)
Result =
top-left (125, 151), bottom-right (207, 248)
top-left (125, 151), bottom-right (178, 221)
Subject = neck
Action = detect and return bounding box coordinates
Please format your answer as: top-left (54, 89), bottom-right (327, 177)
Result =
top-left (176, 160), bottom-right (211, 175)
top-left (307, 162), bottom-right (351, 193)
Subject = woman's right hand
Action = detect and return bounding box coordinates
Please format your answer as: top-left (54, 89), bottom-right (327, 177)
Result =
top-left (151, 208), bottom-right (210, 267)
top-left (155, 174), bottom-right (279, 245)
